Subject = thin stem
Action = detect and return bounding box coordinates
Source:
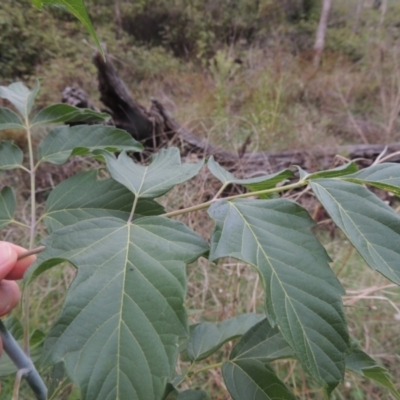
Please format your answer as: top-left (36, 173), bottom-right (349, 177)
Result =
top-left (187, 362), bottom-right (223, 378)
top-left (128, 195), bottom-right (139, 224)
top-left (26, 123), bottom-right (36, 251)
top-left (24, 122), bottom-right (36, 356)
top-left (212, 183), bottom-right (229, 200)
top-left (162, 180), bottom-right (308, 218)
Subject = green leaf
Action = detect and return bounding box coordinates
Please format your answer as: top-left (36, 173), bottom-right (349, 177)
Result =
top-left (208, 199), bottom-right (348, 391)
top-left (207, 156), bottom-right (293, 197)
top-left (101, 148), bottom-right (204, 198)
top-left (0, 187), bottom-right (16, 229)
top-left (342, 163), bottom-right (400, 196)
top-left (223, 359), bottom-right (297, 400)
top-left (32, 104), bottom-right (110, 126)
top-left (311, 179), bottom-right (400, 285)
top-left (302, 162), bottom-right (359, 180)
top-left (26, 216), bottom-right (208, 400)
top-left (0, 108), bottom-right (24, 130)
top-left (230, 318), bottom-right (293, 363)
top-left (346, 347), bottom-right (400, 400)
top-left (0, 80), bottom-right (41, 120)
top-left (0, 141), bottom-right (24, 170)
top-left (44, 171), bottom-right (164, 233)
top-left (0, 317), bottom-right (44, 377)
top-left (33, 0), bottom-right (104, 58)
top-left (187, 314), bottom-right (264, 361)
top-left (38, 125), bottom-right (143, 165)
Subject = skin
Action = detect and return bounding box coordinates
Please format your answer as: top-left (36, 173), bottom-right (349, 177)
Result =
top-left (0, 241), bottom-right (36, 356)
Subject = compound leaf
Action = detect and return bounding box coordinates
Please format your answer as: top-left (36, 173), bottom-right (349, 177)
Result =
top-left (43, 171), bottom-right (164, 233)
top-left (32, 0), bottom-right (103, 57)
top-left (230, 318), bottom-right (293, 363)
top-left (187, 314), bottom-right (264, 361)
top-left (207, 156), bottom-right (293, 197)
top-left (0, 80), bottom-right (40, 120)
top-left (38, 125), bottom-right (143, 165)
top-left (101, 148), bottom-right (204, 198)
top-left (32, 104), bottom-right (110, 126)
top-left (0, 108), bottom-right (24, 130)
top-left (208, 199), bottom-right (348, 392)
top-left (0, 187), bottom-right (16, 229)
top-left (342, 163), bottom-right (400, 196)
top-left (346, 347), bottom-right (400, 400)
top-left (0, 141), bottom-right (23, 170)
top-left (26, 216), bottom-right (208, 400)
top-left (311, 179), bottom-right (400, 285)
top-left (222, 359), bottom-right (297, 400)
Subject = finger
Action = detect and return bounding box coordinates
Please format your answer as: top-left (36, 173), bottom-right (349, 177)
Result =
top-left (6, 245), bottom-right (36, 280)
top-left (0, 280), bottom-right (21, 317)
top-left (0, 242), bottom-right (18, 281)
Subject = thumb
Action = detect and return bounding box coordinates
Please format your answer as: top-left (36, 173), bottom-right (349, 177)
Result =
top-left (0, 243), bottom-right (18, 281)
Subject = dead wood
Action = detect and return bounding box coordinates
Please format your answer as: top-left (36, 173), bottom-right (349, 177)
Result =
top-left (62, 52), bottom-right (400, 176)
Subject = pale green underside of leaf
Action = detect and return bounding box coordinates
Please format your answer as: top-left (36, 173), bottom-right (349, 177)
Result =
top-left (32, 104), bottom-right (110, 126)
top-left (230, 318), bottom-right (293, 363)
top-left (0, 317), bottom-right (44, 377)
top-left (223, 360), bottom-right (297, 400)
top-left (26, 216), bottom-right (208, 400)
top-left (34, 0), bottom-right (104, 57)
top-left (301, 162), bottom-right (358, 180)
top-left (38, 125), bottom-right (143, 165)
top-left (0, 80), bottom-right (40, 120)
top-left (208, 199), bottom-right (348, 391)
top-left (43, 171), bottom-right (164, 233)
top-left (101, 148), bottom-right (204, 198)
top-left (0, 141), bottom-right (24, 170)
top-left (311, 179), bottom-right (400, 285)
top-left (342, 162), bottom-right (400, 196)
top-left (207, 156), bottom-right (293, 197)
top-left (0, 108), bottom-right (24, 130)
top-left (0, 187), bottom-right (16, 229)
top-left (187, 314), bottom-right (264, 361)
top-left (346, 347), bottom-right (400, 399)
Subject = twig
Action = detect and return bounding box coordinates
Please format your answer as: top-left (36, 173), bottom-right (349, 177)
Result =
top-left (17, 246), bottom-right (45, 261)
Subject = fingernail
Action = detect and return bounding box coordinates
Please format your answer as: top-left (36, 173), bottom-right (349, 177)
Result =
top-left (0, 243), bottom-right (12, 267)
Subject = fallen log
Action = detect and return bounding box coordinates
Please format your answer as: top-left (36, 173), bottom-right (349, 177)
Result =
top-left (62, 52), bottom-right (400, 176)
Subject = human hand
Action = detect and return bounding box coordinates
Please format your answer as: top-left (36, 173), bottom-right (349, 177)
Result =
top-left (0, 242), bottom-right (36, 354)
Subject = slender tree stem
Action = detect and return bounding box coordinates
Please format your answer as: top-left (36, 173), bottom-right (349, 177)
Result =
top-left (162, 180), bottom-right (308, 218)
top-left (26, 124), bottom-right (36, 251)
top-left (24, 122), bottom-right (36, 355)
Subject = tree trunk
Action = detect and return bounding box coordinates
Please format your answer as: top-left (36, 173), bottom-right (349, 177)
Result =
top-left (352, 0), bottom-right (364, 34)
top-left (313, 0), bottom-right (332, 68)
